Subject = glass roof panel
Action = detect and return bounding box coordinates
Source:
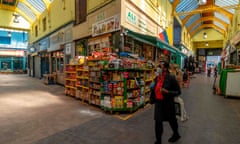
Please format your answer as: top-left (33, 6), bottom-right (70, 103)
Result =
top-left (176, 0), bottom-right (199, 13)
top-left (17, 2), bottom-right (36, 21)
top-left (190, 23), bottom-right (201, 33)
top-left (176, 0), bottom-right (199, 20)
top-left (214, 12), bottom-right (230, 24)
top-left (213, 21), bottom-right (226, 30)
top-left (215, 0), bottom-right (238, 14)
top-left (185, 14), bottom-right (201, 28)
top-left (26, 0), bottom-right (46, 13)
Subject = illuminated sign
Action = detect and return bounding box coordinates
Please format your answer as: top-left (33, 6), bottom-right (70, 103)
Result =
top-left (0, 50), bottom-right (25, 56)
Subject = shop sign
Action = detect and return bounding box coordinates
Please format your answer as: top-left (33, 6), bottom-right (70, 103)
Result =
top-left (126, 9), bottom-right (155, 35)
top-left (39, 38), bottom-right (49, 51)
top-left (182, 48), bottom-right (188, 55)
top-left (65, 43), bottom-right (71, 55)
top-left (30, 47), bottom-right (35, 52)
top-left (127, 11), bottom-right (137, 25)
top-left (97, 12), bottom-right (105, 21)
top-left (92, 14), bottom-right (120, 37)
top-left (0, 50), bottom-right (25, 56)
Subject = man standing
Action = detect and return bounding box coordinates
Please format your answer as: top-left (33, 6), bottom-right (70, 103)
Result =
top-left (151, 62), bottom-right (181, 144)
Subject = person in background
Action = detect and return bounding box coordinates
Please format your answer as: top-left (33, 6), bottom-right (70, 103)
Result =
top-left (214, 66), bottom-right (218, 77)
top-left (183, 68), bottom-right (188, 82)
top-left (150, 61), bottom-right (181, 144)
top-left (207, 66), bottom-right (211, 77)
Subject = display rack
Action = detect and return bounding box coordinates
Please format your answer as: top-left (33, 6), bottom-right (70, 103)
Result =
top-left (88, 60), bottom-right (102, 106)
top-left (65, 64), bottom-right (77, 97)
top-left (143, 69), bottom-right (155, 103)
top-left (100, 68), bottom-right (145, 112)
top-left (76, 64), bottom-right (89, 102)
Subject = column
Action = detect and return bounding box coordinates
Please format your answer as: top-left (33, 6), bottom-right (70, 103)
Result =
top-left (23, 56), bottom-right (26, 71)
top-left (11, 57), bottom-right (14, 71)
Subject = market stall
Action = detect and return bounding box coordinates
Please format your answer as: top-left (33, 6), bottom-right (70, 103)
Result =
top-left (219, 66), bottom-right (240, 98)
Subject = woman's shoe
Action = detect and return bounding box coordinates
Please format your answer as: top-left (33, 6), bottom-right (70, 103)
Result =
top-left (168, 134), bottom-right (181, 143)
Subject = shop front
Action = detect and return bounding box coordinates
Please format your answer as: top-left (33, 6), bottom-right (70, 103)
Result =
top-left (0, 50), bottom-right (26, 73)
top-left (48, 24), bottom-right (73, 85)
top-left (39, 37), bottom-right (50, 77)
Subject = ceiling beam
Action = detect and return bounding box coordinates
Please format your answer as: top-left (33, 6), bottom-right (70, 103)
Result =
top-left (15, 0), bottom-right (19, 6)
top-left (179, 5), bottom-right (233, 25)
top-left (187, 16), bottom-right (228, 32)
top-left (42, 0), bottom-right (51, 9)
top-left (171, 0), bottom-right (180, 16)
top-left (176, 5), bottom-right (234, 17)
top-left (190, 24), bottom-right (225, 37)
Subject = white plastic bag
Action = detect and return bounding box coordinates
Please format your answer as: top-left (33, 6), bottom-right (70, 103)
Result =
top-left (174, 96), bottom-right (189, 122)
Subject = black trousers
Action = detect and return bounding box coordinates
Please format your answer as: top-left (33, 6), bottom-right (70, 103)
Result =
top-left (155, 117), bottom-right (179, 144)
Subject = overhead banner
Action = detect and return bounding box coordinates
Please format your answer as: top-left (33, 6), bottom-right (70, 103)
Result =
top-left (92, 14), bottom-right (120, 37)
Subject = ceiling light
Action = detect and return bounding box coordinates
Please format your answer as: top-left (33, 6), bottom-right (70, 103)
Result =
top-left (205, 42), bottom-right (209, 47)
top-left (203, 32), bottom-right (207, 39)
top-left (8, 32), bottom-right (11, 37)
top-left (13, 13), bottom-right (20, 23)
top-left (199, 0), bottom-right (207, 5)
top-left (13, 18), bottom-right (19, 23)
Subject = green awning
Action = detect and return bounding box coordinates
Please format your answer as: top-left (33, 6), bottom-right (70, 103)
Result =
top-left (126, 29), bottom-right (179, 55)
top-left (157, 40), bottom-right (177, 53)
top-left (126, 29), bottom-right (157, 46)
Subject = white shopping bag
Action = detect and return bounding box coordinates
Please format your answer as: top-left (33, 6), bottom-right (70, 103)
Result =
top-left (174, 96), bottom-right (189, 122)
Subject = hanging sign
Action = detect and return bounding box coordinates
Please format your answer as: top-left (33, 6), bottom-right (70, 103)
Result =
top-left (65, 43), bottom-right (71, 55)
top-left (92, 14), bottom-right (120, 37)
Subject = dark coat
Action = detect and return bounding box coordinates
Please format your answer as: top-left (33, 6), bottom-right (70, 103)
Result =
top-left (151, 72), bottom-right (181, 121)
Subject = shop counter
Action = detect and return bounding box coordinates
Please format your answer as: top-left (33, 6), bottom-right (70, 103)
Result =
top-left (219, 69), bottom-right (240, 97)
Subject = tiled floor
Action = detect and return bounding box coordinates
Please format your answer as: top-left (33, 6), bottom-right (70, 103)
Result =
top-left (1, 74), bottom-right (240, 144)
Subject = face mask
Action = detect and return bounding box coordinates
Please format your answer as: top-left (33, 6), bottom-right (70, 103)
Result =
top-left (155, 67), bottom-right (162, 76)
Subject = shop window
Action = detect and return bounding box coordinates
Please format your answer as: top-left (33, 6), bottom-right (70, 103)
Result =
top-left (13, 59), bottom-right (23, 70)
top-left (1, 61), bottom-right (11, 71)
top-left (0, 36), bottom-right (11, 44)
top-left (88, 34), bottom-right (112, 55)
top-left (75, 0), bottom-right (87, 25)
top-left (52, 50), bottom-right (64, 73)
top-left (42, 17), bottom-right (47, 32)
top-left (76, 39), bottom-right (87, 56)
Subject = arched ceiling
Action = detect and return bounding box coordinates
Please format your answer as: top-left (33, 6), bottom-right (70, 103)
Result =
top-left (171, 0), bottom-right (240, 37)
top-left (0, 0), bottom-right (53, 24)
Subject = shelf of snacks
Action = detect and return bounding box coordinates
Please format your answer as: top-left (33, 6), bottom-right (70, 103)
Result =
top-left (142, 68), bottom-right (155, 103)
top-left (88, 59), bottom-right (102, 106)
top-left (76, 64), bottom-right (90, 101)
top-left (101, 69), bottom-right (145, 112)
top-left (65, 64), bottom-right (77, 97)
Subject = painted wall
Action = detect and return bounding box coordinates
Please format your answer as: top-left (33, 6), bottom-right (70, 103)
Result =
top-left (181, 27), bottom-right (192, 51)
top-left (72, 0), bottom-right (120, 40)
top-left (0, 30), bottom-right (28, 49)
top-left (192, 29), bottom-right (224, 42)
top-left (0, 9), bottom-right (30, 30)
top-left (29, 0), bottom-right (75, 43)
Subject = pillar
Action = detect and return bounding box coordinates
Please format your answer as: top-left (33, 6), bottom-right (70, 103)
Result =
top-left (11, 57), bottom-right (14, 71)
